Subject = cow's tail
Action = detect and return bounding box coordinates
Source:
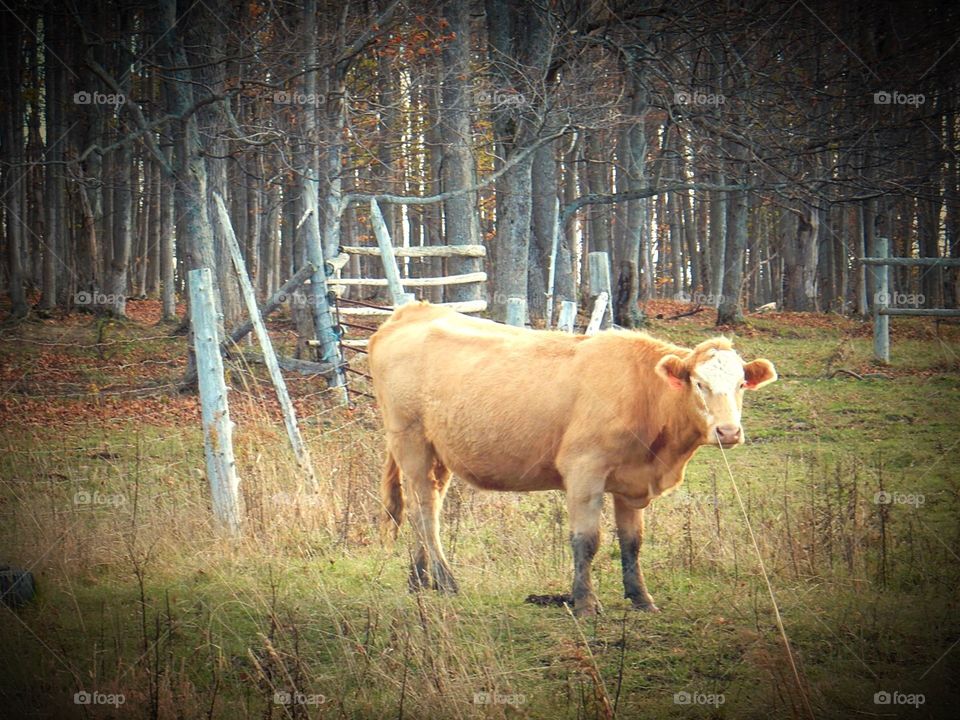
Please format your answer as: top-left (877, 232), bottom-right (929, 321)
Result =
top-left (380, 451), bottom-right (404, 542)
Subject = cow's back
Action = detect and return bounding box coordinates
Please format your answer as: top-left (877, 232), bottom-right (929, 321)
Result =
top-left (369, 303), bottom-right (594, 490)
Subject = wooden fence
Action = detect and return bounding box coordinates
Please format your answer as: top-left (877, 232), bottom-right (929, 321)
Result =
top-left (319, 200), bottom-right (488, 345)
top-left (861, 237), bottom-right (960, 362)
top-left (329, 246), bottom-right (487, 312)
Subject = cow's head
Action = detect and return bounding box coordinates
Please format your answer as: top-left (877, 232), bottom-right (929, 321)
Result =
top-left (655, 339), bottom-right (777, 448)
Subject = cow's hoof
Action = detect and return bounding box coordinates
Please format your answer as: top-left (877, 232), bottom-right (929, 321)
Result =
top-left (408, 564), bottom-right (430, 592)
top-left (573, 599), bottom-right (603, 618)
top-left (628, 595), bottom-right (660, 612)
top-left (432, 565), bottom-right (459, 594)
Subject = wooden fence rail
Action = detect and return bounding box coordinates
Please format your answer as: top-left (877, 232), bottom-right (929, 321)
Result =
top-left (330, 271), bottom-right (487, 288)
top-left (340, 244), bottom-right (486, 258)
top-left (861, 237), bottom-right (960, 362)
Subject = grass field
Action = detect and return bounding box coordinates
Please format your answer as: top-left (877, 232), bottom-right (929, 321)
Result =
top-left (1, 301), bottom-right (959, 719)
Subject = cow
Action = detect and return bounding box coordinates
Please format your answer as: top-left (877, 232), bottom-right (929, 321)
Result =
top-left (368, 302), bottom-right (777, 616)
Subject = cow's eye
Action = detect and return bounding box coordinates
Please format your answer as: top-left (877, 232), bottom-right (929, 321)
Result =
top-left (696, 381), bottom-right (705, 392)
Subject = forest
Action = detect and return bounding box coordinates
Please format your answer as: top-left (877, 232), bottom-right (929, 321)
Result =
top-left (0, 0), bottom-right (957, 331)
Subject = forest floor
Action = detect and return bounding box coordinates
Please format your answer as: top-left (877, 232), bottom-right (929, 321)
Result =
top-left (1, 298), bottom-right (959, 719)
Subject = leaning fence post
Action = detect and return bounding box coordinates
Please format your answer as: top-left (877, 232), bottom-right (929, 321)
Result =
top-left (189, 268), bottom-right (241, 535)
top-left (557, 300), bottom-right (577, 333)
top-left (213, 193), bottom-right (319, 491)
top-left (369, 199), bottom-right (411, 307)
top-left (586, 291), bottom-right (609, 336)
top-left (588, 251), bottom-right (612, 330)
top-left (871, 236), bottom-right (890, 362)
top-left (505, 297), bottom-right (527, 327)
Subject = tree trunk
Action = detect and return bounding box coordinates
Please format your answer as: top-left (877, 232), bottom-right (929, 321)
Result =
top-left (157, 0), bottom-right (221, 329)
top-left (528, 141), bottom-right (557, 321)
top-left (1, 11), bottom-right (28, 318)
top-left (160, 144), bottom-right (177, 320)
top-left (708, 173), bottom-right (726, 306)
top-left (560, 138), bottom-right (579, 304)
top-left (716, 182), bottom-right (747, 325)
top-left (40, 16), bottom-right (63, 311)
top-left (107, 141), bottom-right (133, 317)
top-left (783, 205), bottom-right (820, 311)
top-left (621, 68), bottom-right (648, 326)
top-left (584, 131), bottom-right (612, 258)
top-left (440, 0), bottom-right (482, 304)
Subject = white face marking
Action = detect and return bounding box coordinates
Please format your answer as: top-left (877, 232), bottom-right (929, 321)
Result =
top-left (694, 350), bottom-right (744, 394)
top-left (691, 349), bottom-right (745, 430)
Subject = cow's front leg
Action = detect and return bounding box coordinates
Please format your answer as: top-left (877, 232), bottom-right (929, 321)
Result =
top-left (613, 495), bottom-right (659, 612)
top-left (566, 488), bottom-right (605, 617)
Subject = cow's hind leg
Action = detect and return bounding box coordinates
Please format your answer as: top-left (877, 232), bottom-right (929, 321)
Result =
top-left (426, 458), bottom-right (457, 592)
top-left (613, 495), bottom-right (659, 612)
top-left (392, 434), bottom-right (458, 593)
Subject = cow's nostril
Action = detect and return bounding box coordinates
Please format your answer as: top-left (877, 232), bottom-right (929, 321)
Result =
top-left (716, 425), bottom-right (741, 443)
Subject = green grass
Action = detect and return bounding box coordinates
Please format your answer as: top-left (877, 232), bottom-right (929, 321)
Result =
top-left (1, 312), bottom-right (959, 719)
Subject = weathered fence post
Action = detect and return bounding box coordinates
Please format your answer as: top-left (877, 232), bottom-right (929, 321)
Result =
top-left (871, 236), bottom-right (890, 363)
top-left (586, 292), bottom-right (609, 336)
top-left (369, 199), bottom-right (411, 307)
top-left (189, 268), bottom-right (241, 535)
top-left (588, 251), bottom-right (612, 330)
top-left (213, 193), bottom-right (319, 490)
top-left (505, 297), bottom-right (527, 327)
top-left (302, 188), bottom-right (348, 406)
top-left (557, 300), bottom-right (577, 333)
top-left (545, 197), bottom-right (561, 328)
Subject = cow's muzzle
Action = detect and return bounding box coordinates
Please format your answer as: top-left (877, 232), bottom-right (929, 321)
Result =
top-left (713, 424), bottom-right (742, 447)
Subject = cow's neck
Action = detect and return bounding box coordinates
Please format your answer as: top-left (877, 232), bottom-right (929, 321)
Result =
top-left (647, 394), bottom-right (705, 493)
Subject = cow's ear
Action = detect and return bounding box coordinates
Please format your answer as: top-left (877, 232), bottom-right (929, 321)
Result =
top-left (743, 358), bottom-right (777, 389)
top-left (656, 354), bottom-right (688, 390)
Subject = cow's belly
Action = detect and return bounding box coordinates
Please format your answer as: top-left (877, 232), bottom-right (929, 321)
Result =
top-left (423, 398), bottom-right (565, 492)
top-left (432, 440), bottom-right (564, 492)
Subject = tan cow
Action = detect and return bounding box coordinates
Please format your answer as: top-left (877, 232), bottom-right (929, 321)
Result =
top-left (368, 302), bottom-right (777, 616)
